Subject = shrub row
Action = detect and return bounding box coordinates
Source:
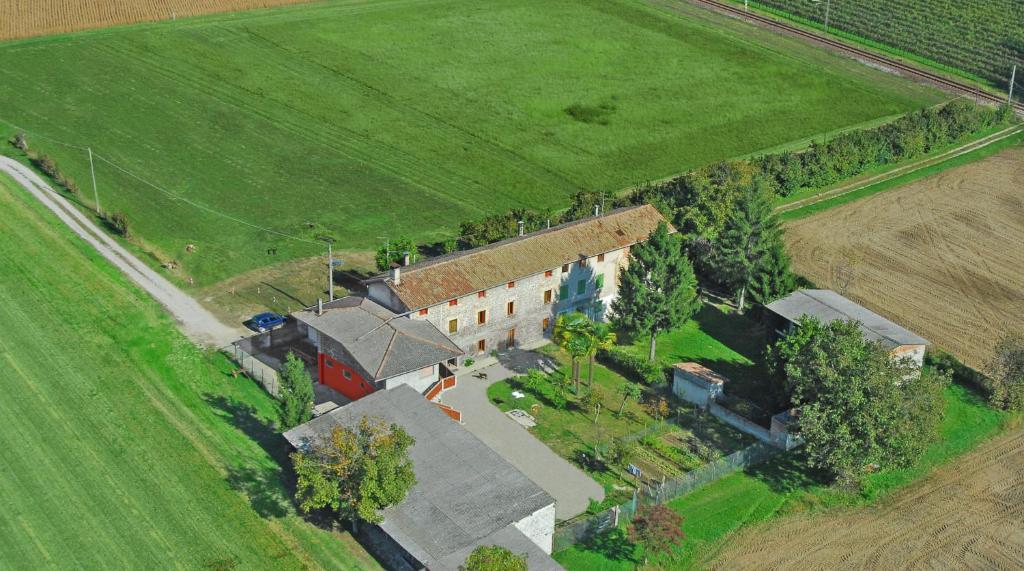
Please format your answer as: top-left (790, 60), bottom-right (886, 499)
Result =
top-left (598, 346), bottom-right (666, 386)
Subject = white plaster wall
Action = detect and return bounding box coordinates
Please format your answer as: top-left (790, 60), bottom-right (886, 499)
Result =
top-left (383, 364), bottom-right (439, 394)
top-left (513, 503), bottom-right (556, 554)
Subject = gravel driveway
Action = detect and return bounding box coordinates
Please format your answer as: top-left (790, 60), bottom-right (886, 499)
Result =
top-left (1, 156), bottom-right (245, 347)
top-left (442, 352), bottom-right (605, 520)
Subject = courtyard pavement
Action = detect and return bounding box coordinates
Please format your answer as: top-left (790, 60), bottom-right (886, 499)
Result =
top-left (441, 350), bottom-right (605, 520)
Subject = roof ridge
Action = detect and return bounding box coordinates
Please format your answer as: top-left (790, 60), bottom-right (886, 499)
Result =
top-left (373, 204), bottom-right (655, 279)
top-left (374, 327), bottom-right (400, 379)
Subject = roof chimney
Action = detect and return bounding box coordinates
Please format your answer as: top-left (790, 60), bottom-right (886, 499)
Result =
top-left (317, 297), bottom-right (323, 316)
top-left (593, 204), bottom-right (600, 217)
top-left (390, 262), bottom-right (401, 286)
top-left (517, 220), bottom-right (525, 236)
top-left (402, 251), bottom-right (411, 266)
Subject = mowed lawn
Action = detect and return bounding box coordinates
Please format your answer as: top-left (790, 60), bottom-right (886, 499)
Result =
top-left (0, 0), bottom-right (940, 284)
top-left (0, 174), bottom-right (378, 569)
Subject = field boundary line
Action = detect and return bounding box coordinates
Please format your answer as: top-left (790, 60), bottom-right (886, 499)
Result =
top-left (775, 124), bottom-right (1024, 215)
top-left (0, 156), bottom-right (244, 347)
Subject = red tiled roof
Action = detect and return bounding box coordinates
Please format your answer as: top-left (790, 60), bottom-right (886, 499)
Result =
top-left (368, 204), bottom-right (669, 310)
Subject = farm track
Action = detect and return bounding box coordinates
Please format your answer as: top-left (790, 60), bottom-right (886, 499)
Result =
top-left (686, 0), bottom-right (1024, 115)
top-left (711, 428), bottom-right (1024, 569)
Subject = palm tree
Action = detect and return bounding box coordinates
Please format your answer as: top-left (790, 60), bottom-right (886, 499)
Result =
top-left (553, 312), bottom-right (591, 394)
top-left (585, 322), bottom-right (617, 390)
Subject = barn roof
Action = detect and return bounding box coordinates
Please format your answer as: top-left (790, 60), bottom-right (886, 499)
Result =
top-left (282, 386), bottom-right (559, 571)
top-left (366, 204), bottom-right (669, 311)
top-left (765, 289), bottom-right (928, 348)
top-left (292, 296), bottom-right (461, 380)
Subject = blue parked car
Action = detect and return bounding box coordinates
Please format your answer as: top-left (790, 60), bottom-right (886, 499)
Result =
top-left (250, 312), bottom-right (286, 332)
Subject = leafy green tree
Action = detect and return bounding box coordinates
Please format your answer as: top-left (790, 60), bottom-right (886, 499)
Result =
top-left (374, 236), bottom-right (418, 271)
top-left (618, 382), bottom-right (642, 415)
top-left (292, 416), bottom-right (416, 531)
top-left (553, 312), bottom-right (592, 394)
top-left (585, 321), bottom-right (617, 389)
top-left (460, 545), bottom-right (527, 571)
top-left (279, 352), bottom-right (314, 430)
top-left (712, 182), bottom-right (793, 312)
top-left (520, 369), bottom-right (546, 394)
top-left (985, 331), bottom-right (1024, 411)
top-left (606, 435), bottom-right (638, 470)
top-left (769, 318), bottom-right (948, 484)
top-left (612, 222), bottom-right (700, 361)
top-left (628, 504), bottom-right (685, 564)
top-left (747, 239), bottom-right (796, 307)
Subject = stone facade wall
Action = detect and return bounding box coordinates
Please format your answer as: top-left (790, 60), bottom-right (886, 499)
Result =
top-left (513, 502), bottom-right (557, 554)
top-left (406, 247), bottom-right (630, 362)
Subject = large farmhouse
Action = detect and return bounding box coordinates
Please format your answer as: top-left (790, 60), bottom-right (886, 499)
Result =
top-left (365, 204), bottom-right (669, 362)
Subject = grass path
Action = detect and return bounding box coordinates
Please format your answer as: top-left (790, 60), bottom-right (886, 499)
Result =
top-left (0, 172), bottom-right (378, 569)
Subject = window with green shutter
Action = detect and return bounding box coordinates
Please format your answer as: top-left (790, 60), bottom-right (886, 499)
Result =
top-left (577, 279), bottom-right (586, 295)
top-left (595, 273), bottom-right (605, 290)
top-left (559, 284), bottom-right (569, 300)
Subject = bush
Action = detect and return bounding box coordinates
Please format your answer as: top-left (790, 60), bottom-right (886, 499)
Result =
top-left (104, 212), bottom-right (130, 238)
top-left (9, 131), bottom-right (28, 151)
top-left (598, 346), bottom-right (666, 385)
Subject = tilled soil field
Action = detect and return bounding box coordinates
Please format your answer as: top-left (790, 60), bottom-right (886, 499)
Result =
top-left (784, 147), bottom-right (1024, 370)
top-left (0, 0), bottom-right (315, 40)
top-left (712, 428), bottom-right (1024, 569)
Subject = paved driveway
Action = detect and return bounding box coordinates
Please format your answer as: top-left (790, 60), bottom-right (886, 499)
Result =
top-left (442, 351), bottom-right (604, 520)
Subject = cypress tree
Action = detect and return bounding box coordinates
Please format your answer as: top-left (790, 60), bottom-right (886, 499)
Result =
top-left (612, 221), bottom-right (700, 362)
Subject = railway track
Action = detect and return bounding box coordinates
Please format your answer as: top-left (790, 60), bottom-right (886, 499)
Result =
top-left (689, 0), bottom-right (1024, 115)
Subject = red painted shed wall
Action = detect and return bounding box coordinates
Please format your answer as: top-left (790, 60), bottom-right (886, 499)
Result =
top-left (318, 353), bottom-right (375, 401)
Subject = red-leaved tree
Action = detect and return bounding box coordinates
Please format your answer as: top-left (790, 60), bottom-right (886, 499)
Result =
top-left (628, 504), bottom-right (685, 564)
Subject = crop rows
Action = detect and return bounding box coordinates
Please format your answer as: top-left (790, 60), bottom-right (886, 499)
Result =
top-left (750, 0), bottom-right (1023, 89)
top-left (0, 0), bottom-right (314, 40)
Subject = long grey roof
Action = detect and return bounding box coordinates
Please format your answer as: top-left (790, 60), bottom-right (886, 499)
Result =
top-left (766, 289), bottom-right (928, 348)
top-left (283, 386), bottom-right (558, 571)
top-left (292, 296), bottom-right (462, 380)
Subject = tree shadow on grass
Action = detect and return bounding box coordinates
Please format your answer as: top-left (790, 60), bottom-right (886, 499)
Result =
top-left (744, 449), bottom-right (826, 495)
top-left (581, 527), bottom-right (637, 563)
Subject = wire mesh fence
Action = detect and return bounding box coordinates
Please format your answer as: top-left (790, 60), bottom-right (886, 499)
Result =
top-left (231, 344), bottom-right (280, 397)
top-left (553, 441), bottom-right (784, 551)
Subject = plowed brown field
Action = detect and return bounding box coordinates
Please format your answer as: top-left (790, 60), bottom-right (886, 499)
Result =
top-left (712, 429), bottom-right (1024, 569)
top-left (784, 147), bottom-right (1024, 370)
top-left (0, 0), bottom-right (316, 40)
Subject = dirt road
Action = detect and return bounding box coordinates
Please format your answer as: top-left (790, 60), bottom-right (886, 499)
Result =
top-left (0, 156), bottom-right (245, 347)
top-left (712, 428), bottom-right (1024, 569)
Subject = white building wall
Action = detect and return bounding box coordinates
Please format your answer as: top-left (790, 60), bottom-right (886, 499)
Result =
top-left (383, 364), bottom-right (439, 394)
top-left (407, 247), bottom-right (631, 362)
top-left (513, 503), bottom-right (556, 554)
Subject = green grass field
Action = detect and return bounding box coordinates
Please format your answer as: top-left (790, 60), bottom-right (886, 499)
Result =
top-left (0, 0), bottom-right (940, 285)
top-left (554, 382), bottom-right (1012, 570)
top-left (0, 173), bottom-right (378, 569)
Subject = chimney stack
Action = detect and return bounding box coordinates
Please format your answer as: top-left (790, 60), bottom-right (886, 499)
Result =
top-left (517, 220), bottom-right (525, 236)
top-left (317, 297), bottom-right (323, 316)
top-left (390, 262), bottom-right (401, 286)
top-left (593, 204), bottom-right (600, 217)
top-left (403, 251), bottom-right (411, 266)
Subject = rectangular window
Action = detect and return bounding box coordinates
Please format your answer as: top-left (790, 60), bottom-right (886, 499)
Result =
top-left (418, 308), bottom-right (429, 316)
top-left (477, 339), bottom-right (486, 353)
top-left (448, 319), bottom-right (458, 334)
top-left (507, 301), bottom-right (515, 316)
top-left (595, 273), bottom-right (605, 290)
top-left (449, 299), bottom-right (458, 307)
top-left (559, 284), bottom-right (569, 300)
top-left (545, 270), bottom-right (553, 278)
top-left (577, 279), bottom-right (587, 295)
top-left (478, 291), bottom-right (486, 298)
top-left (543, 289), bottom-right (553, 304)
top-left (561, 264), bottom-right (569, 273)
top-left (598, 253), bottom-right (605, 262)
top-left (324, 358), bottom-right (333, 368)
top-left (343, 369), bottom-right (352, 380)
top-left (542, 317), bottom-right (550, 331)
top-left (578, 259), bottom-right (587, 268)
top-left (507, 281), bottom-right (516, 288)
top-left (477, 310), bottom-right (487, 325)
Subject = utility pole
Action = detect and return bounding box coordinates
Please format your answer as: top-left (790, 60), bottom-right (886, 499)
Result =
top-left (824, 0), bottom-right (831, 34)
top-left (327, 239), bottom-right (334, 301)
top-left (1009, 64), bottom-right (1017, 106)
top-left (744, 0), bottom-right (748, 12)
top-left (87, 147), bottom-right (100, 214)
